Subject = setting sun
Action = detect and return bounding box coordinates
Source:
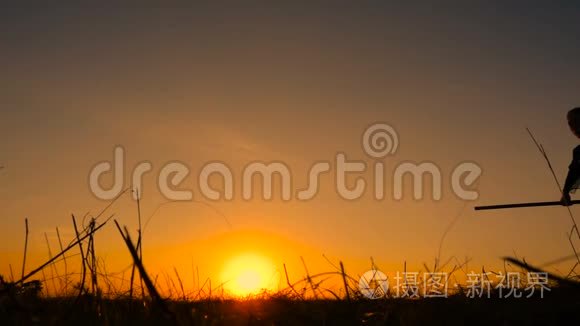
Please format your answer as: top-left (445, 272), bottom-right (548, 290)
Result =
top-left (220, 253), bottom-right (277, 297)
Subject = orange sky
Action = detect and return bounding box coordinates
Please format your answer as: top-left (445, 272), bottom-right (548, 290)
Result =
top-left (1, 4), bottom-right (580, 295)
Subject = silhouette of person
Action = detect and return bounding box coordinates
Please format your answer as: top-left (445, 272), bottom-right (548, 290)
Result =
top-left (562, 107), bottom-right (580, 206)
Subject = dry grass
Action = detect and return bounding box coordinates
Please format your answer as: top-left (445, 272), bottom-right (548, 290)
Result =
top-left (1, 188), bottom-right (579, 325)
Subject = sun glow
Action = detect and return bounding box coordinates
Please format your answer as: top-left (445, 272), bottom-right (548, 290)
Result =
top-left (221, 253), bottom-right (277, 297)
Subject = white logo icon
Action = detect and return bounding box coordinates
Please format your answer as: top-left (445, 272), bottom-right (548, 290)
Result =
top-left (359, 269), bottom-right (389, 299)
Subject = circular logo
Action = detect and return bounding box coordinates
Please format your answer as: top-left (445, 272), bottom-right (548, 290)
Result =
top-left (359, 269), bottom-right (389, 299)
top-left (362, 123), bottom-right (399, 159)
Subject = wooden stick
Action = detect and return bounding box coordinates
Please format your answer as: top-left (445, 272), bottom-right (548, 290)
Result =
top-left (475, 200), bottom-right (580, 211)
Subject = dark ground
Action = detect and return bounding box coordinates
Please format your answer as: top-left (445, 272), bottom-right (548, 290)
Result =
top-left (1, 288), bottom-right (579, 326)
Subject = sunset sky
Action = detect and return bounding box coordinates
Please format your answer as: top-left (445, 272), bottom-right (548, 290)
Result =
top-left (1, 3), bottom-right (580, 295)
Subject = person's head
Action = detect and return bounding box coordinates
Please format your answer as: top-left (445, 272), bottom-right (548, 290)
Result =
top-left (568, 107), bottom-right (580, 138)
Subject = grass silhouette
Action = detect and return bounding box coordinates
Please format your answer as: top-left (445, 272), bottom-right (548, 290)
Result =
top-left (1, 189), bottom-right (579, 325)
